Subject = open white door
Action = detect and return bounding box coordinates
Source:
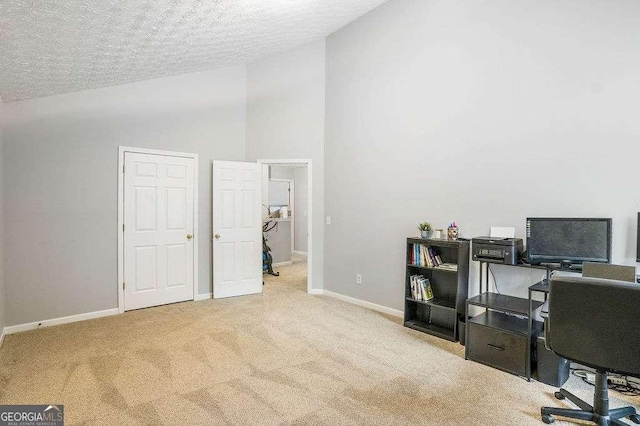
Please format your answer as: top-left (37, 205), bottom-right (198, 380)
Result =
top-left (212, 161), bottom-right (262, 298)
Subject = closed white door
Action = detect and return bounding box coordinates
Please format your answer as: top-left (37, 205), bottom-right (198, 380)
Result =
top-left (124, 152), bottom-right (195, 310)
top-left (212, 161), bottom-right (262, 298)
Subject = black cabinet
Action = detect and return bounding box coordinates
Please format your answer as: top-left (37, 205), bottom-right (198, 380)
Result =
top-left (465, 259), bottom-right (581, 381)
top-left (404, 238), bottom-right (469, 342)
top-left (465, 290), bottom-right (544, 379)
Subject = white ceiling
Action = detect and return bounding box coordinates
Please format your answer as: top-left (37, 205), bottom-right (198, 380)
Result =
top-left (0, 0), bottom-right (388, 102)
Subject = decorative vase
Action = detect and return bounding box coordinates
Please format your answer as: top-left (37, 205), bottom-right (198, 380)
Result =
top-left (420, 230), bottom-right (431, 239)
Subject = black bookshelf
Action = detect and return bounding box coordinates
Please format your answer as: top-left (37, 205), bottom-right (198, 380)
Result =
top-left (404, 238), bottom-right (470, 342)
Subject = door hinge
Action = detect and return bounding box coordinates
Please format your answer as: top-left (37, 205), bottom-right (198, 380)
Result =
top-left (122, 282), bottom-right (125, 290)
top-left (123, 164), bottom-right (125, 173)
top-left (123, 224), bottom-right (125, 232)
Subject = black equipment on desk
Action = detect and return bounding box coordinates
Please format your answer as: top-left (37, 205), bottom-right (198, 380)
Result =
top-left (526, 217), bottom-right (611, 266)
top-left (471, 237), bottom-right (523, 265)
top-left (636, 212), bottom-right (640, 263)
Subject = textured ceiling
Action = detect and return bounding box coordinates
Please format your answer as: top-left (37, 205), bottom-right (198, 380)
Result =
top-left (0, 0), bottom-right (388, 102)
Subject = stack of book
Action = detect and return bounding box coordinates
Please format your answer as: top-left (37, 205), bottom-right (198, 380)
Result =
top-left (409, 274), bottom-right (434, 301)
top-left (410, 244), bottom-right (444, 268)
top-left (438, 263), bottom-right (458, 271)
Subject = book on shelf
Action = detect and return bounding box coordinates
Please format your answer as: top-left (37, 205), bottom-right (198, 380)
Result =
top-left (409, 274), bottom-right (434, 301)
top-left (411, 243), bottom-right (445, 269)
top-left (428, 246), bottom-right (441, 267)
top-left (421, 245), bottom-right (432, 268)
top-left (410, 274), bottom-right (418, 299)
top-left (439, 263), bottom-right (458, 271)
top-left (425, 281), bottom-right (434, 300)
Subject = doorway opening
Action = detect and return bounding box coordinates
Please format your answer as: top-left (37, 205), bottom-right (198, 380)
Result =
top-left (257, 159), bottom-right (312, 294)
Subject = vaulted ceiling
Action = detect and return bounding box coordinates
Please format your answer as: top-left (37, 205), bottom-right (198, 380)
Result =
top-left (0, 0), bottom-right (388, 102)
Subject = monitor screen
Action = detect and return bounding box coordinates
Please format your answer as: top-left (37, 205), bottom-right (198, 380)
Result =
top-left (637, 213), bottom-right (640, 263)
top-left (526, 218), bottom-right (611, 265)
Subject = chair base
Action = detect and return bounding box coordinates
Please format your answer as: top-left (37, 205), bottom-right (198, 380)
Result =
top-left (541, 372), bottom-right (640, 425)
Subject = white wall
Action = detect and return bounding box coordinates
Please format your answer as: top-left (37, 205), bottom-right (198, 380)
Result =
top-left (324, 0), bottom-right (640, 310)
top-left (264, 220), bottom-right (292, 265)
top-left (0, 98), bottom-right (5, 334)
top-left (269, 166), bottom-right (294, 180)
top-left (247, 40), bottom-right (326, 290)
top-left (3, 66), bottom-right (247, 326)
top-left (294, 167), bottom-right (308, 253)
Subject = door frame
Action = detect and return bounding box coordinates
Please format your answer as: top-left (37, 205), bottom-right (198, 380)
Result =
top-left (117, 146), bottom-right (199, 314)
top-left (257, 159), bottom-right (313, 294)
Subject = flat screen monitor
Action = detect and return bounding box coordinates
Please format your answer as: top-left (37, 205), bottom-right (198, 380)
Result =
top-left (526, 218), bottom-right (612, 265)
top-left (637, 213), bottom-right (640, 263)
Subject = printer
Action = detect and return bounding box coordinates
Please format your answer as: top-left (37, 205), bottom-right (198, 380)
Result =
top-left (472, 237), bottom-right (524, 265)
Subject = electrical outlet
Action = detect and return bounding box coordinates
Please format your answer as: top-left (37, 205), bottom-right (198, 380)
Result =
top-left (326, 216), bottom-right (332, 225)
top-left (356, 274), bottom-right (362, 285)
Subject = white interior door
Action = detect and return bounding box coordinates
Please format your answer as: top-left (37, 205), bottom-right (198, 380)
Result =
top-left (124, 152), bottom-right (195, 310)
top-left (212, 160), bottom-right (262, 298)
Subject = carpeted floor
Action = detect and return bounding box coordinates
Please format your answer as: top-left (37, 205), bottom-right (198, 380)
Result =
top-left (0, 256), bottom-right (638, 425)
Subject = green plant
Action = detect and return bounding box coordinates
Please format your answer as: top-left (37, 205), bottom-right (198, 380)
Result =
top-left (418, 222), bottom-right (432, 232)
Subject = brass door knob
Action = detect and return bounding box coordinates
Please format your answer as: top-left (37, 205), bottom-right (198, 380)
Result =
top-left (187, 234), bottom-right (193, 240)
top-left (214, 234), bottom-right (220, 240)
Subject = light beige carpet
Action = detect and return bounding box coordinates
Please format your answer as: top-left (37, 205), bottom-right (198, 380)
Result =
top-left (0, 258), bottom-right (638, 425)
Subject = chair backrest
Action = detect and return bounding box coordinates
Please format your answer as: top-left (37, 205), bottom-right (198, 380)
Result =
top-left (582, 262), bottom-right (636, 283)
top-left (547, 276), bottom-right (640, 376)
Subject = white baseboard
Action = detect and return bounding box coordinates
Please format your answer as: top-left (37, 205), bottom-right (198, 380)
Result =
top-left (4, 308), bottom-right (119, 335)
top-left (272, 261), bottom-right (293, 267)
top-left (293, 250), bottom-right (308, 256)
top-left (194, 293), bottom-right (212, 301)
top-left (1, 291), bottom-right (401, 339)
top-left (321, 290), bottom-right (403, 318)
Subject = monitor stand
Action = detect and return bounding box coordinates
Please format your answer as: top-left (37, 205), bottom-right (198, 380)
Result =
top-left (559, 260), bottom-right (584, 271)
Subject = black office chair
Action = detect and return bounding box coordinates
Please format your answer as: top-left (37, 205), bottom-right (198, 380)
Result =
top-left (541, 276), bottom-right (640, 425)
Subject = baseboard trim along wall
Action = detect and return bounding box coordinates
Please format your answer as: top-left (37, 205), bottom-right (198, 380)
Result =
top-left (293, 250), bottom-right (308, 256)
top-left (321, 290), bottom-right (403, 318)
top-left (4, 308), bottom-right (119, 335)
top-left (2, 291), bottom-right (401, 337)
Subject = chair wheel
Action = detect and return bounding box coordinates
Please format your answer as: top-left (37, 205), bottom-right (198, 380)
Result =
top-left (554, 391), bottom-right (565, 400)
top-left (542, 414), bottom-right (554, 424)
top-left (629, 414), bottom-right (640, 424)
